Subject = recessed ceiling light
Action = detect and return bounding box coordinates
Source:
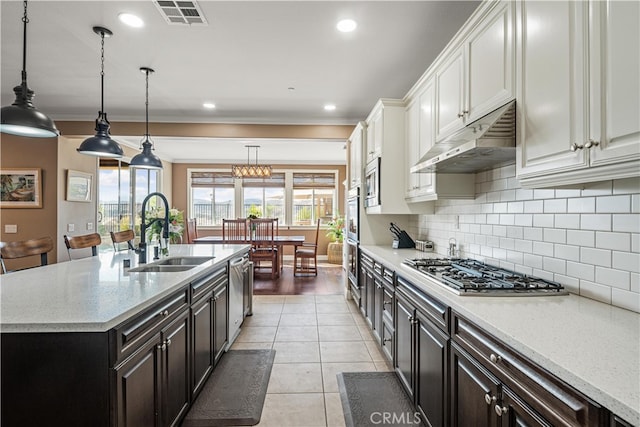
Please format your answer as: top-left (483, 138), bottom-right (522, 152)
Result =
top-left (337, 19), bottom-right (357, 33)
top-left (118, 13), bottom-right (144, 28)
top-left (324, 104), bottom-right (336, 111)
top-left (203, 102), bottom-right (216, 109)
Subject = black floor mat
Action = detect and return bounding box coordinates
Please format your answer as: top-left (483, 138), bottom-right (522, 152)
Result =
top-left (337, 372), bottom-right (424, 427)
top-left (182, 349), bottom-right (275, 426)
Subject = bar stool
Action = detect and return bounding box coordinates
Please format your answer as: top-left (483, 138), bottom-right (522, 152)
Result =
top-left (110, 230), bottom-right (136, 251)
top-left (0, 236), bottom-right (54, 274)
top-left (64, 233), bottom-right (101, 260)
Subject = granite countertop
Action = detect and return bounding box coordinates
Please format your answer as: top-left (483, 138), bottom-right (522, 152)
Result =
top-left (0, 244), bottom-right (250, 334)
top-left (360, 245), bottom-right (640, 426)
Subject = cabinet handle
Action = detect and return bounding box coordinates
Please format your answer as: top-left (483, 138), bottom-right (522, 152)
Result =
top-left (408, 315), bottom-right (413, 322)
top-left (457, 112), bottom-right (465, 118)
top-left (376, 284), bottom-right (382, 289)
top-left (157, 343), bottom-right (166, 352)
top-left (489, 353), bottom-right (502, 364)
top-left (495, 405), bottom-right (508, 416)
top-left (160, 310), bottom-right (169, 317)
top-left (585, 139), bottom-right (600, 149)
top-left (484, 393), bottom-right (497, 405)
top-left (166, 339), bottom-right (172, 347)
top-left (383, 338), bottom-right (392, 343)
top-left (383, 301), bottom-right (391, 306)
top-left (570, 142), bottom-right (584, 151)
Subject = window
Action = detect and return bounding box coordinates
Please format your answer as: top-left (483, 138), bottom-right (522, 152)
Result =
top-left (292, 173), bottom-right (336, 226)
top-left (188, 168), bottom-right (338, 226)
top-left (190, 171), bottom-right (235, 226)
top-left (242, 173), bottom-right (285, 223)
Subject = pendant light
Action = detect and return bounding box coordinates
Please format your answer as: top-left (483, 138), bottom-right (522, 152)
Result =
top-left (77, 26), bottom-right (123, 158)
top-left (232, 145), bottom-right (272, 178)
top-left (0, 0), bottom-right (59, 138)
top-left (130, 67), bottom-right (163, 169)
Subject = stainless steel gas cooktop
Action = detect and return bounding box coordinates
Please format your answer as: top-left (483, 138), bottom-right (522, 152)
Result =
top-left (402, 258), bottom-right (568, 296)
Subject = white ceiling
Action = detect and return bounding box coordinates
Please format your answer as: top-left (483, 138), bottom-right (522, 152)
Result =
top-left (1, 0), bottom-right (480, 164)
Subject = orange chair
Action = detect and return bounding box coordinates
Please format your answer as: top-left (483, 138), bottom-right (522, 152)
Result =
top-left (185, 218), bottom-right (198, 243)
top-left (110, 229), bottom-right (135, 251)
top-left (249, 218), bottom-right (279, 279)
top-left (222, 218), bottom-right (247, 242)
top-left (64, 233), bottom-right (101, 260)
top-left (294, 219), bottom-right (320, 276)
top-left (0, 236), bottom-right (54, 274)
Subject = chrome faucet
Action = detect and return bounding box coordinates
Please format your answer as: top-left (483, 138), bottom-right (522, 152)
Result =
top-left (137, 192), bottom-right (170, 264)
top-left (447, 237), bottom-right (459, 258)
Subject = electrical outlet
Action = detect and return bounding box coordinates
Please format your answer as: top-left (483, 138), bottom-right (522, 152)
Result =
top-left (4, 224), bottom-right (17, 233)
top-left (67, 223), bottom-right (75, 232)
top-left (454, 215), bottom-right (460, 230)
top-left (87, 222), bottom-right (94, 230)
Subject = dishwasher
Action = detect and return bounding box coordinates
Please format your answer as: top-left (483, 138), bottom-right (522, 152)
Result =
top-left (228, 254), bottom-right (253, 348)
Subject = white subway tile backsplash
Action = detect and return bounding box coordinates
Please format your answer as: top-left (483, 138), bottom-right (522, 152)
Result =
top-left (506, 250), bottom-right (523, 265)
top-left (533, 214), bottom-right (554, 228)
top-left (596, 195), bottom-right (630, 213)
top-left (544, 199), bottom-right (567, 213)
top-left (568, 197), bottom-right (596, 213)
top-left (632, 195), bottom-right (640, 213)
top-left (532, 269), bottom-right (554, 281)
top-left (493, 248), bottom-right (506, 260)
top-left (543, 257), bottom-right (566, 274)
top-left (486, 191), bottom-right (501, 203)
top-left (632, 234), bottom-right (639, 253)
top-left (567, 261), bottom-right (595, 281)
top-left (501, 189), bottom-right (516, 202)
top-left (596, 231), bottom-right (631, 251)
top-left (555, 275), bottom-right (580, 294)
top-left (581, 247), bottom-right (612, 267)
top-left (481, 224), bottom-right (493, 235)
top-left (508, 201), bottom-right (524, 213)
top-left (516, 188), bottom-right (534, 201)
top-left (534, 189), bottom-right (555, 199)
top-left (612, 214), bottom-right (640, 233)
top-left (533, 241), bottom-right (554, 256)
top-left (555, 244), bottom-right (580, 262)
top-left (611, 289), bottom-right (640, 313)
top-left (499, 214), bottom-right (515, 226)
top-left (493, 225), bottom-right (507, 237)
top-left (544, 228), bottom-right (566, 244)
top-left (487, 214), bottom-right (500, 224)
top-left (514, 239), bottom-right (533, 253)
top-left (494, 203), bottom-right (508, 213)
top-left (514, 214), bottom-right (533, 227)
top-left (612, 177), bottom-right (640, 194)
top-left (523, 253), bottom-right (543, 269)
top-left (631, 273), bottom-right (640, 293)
top-left (556, 188), bottom-right (582, 198)
top-left (500, 238), bottom-right (515, 250)
top-left (581, 214), bottom-right (611, 231)
top-left (506, 226), bottom-right (524, 239)
top-left (582, 180), bottom-right (613, 196)
top-left (579, 281), bottom-right (612, 304)
top-left (612, 251), bottom-right (640, 273)
top-left (523, 227), bottom-right (543, 241)
top-left (524, 200), bottom-right (544, 213)
top-left (554, 214), bottom-right (580, 229)
top-left (514, 264), bottom-right (533, 276)
top-left (595, 267), bottom-right (630, 290)
top-left (567, 230), bottom-right (595, 247)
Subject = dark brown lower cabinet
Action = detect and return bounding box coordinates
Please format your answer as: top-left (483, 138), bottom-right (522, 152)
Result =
top-left (213, 282), bottom-right (229, 364)
top-left (191, 293), bottom-right (214, 397)
top-left (114, 310), bottom-right (190, 427)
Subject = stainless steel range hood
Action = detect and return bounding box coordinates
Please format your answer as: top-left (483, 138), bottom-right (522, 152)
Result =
top-left (411, 101), bottom-right (516, 174)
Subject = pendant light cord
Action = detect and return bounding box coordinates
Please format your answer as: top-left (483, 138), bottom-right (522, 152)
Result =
top-left (100, 30), bottom-right (105, 118)
top-left (145, 69), bottom-right (150, 137)
top-left (21, 1), bottom-right (28, 84)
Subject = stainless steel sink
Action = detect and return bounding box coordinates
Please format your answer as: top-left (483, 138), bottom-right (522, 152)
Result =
top-left (156, 256), bottom-right (214, 266)
top-left (128, 265), bottom-right (196, 273)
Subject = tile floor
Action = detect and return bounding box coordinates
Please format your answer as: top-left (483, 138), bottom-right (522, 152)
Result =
top-left (230, 294), bottom-right (394, 427)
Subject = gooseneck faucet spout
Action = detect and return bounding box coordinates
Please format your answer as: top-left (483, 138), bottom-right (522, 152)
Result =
top-left (137, 192), bottom-right (170, 264)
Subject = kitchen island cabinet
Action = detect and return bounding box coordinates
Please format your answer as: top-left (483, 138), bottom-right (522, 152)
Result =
top-left (0, 244), bottom-right (249, 427)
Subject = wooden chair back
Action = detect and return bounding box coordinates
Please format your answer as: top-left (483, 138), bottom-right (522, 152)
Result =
top-left (185, 218), bottom-right (198, 243)
top-left (0, 236), bottom-right (54, 274)
top-left (222, 218), bottom-right (247, 242)
top-left (64, 233), bottom-right (101, 259)
top-left (249, 218), bottom-right (277, 248)
top-left (110, 230), bottom-right (135, 251)
top-left (294, 219), bottom-right (320, 276)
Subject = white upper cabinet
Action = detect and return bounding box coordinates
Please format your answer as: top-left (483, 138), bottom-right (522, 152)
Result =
top-left (365, 107), bottom-right (383, 164)
top-left (435, 1), bottom-right (515, 142)
top-left (348, 122), bottom-right (364, 190)
top-left (517, 0), bottom-right (639, 187)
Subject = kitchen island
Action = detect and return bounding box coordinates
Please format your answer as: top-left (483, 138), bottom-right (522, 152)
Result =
top-left (359, 245), bottom-right (639, 426)
top-left (1, 243), bottom-right (250, 426)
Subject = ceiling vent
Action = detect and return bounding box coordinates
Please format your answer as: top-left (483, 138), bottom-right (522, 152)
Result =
top-left (154, 1), bottom-right (207, 26)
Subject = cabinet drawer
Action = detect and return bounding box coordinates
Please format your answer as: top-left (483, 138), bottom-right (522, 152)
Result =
top-left (361, 254), bottom-right (374, 270)
top-left (382, 268), bottom-right (394, 287)
top-left (382, 286), bottom-right (394, 326)
top-left (396, 275), bottom-right (448, 331)
top-left (381, 320), bottom-right (394, 362)
top-left (452, 312), bottom-right (604, 426)
top-left (191, 266), bottom-right (227, 302)
top-left (114, 288), bottom-right (189, 363)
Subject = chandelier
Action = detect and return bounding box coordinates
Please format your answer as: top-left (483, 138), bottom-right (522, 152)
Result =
top-left (232, 145), bottom-right (272, 178)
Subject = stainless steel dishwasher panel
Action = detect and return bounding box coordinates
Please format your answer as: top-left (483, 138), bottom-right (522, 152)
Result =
top-left (228, 254), bottom-right (249, 347)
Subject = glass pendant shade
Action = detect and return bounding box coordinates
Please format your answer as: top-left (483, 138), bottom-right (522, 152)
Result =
top-left (130, 139), bottom-right (163, 169)
top-left (0, 1), bottom-right (59, 138)
top-left (77, 26), bottom-right (123, 158)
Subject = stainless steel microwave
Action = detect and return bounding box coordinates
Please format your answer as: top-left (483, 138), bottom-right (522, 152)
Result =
top-left (364, 157), bottom-right (381, 208)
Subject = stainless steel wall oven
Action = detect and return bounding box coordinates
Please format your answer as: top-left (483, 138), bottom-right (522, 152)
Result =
top-left (346, 188), bottom-right (360, 302)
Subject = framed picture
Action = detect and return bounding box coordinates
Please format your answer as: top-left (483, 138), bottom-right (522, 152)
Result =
top-left (66, 170), bottom-right (93, 202)
top-left (0, 168), bottom-right (43, 208)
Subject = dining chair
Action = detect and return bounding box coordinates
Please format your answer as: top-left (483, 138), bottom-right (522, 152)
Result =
top-left (64, 233), bottom-right (101, 260)
top-left (0, 236), bottom-right (54, 274)
top-left (222, 218), bottom-right (247, 242)
top-left (294, 218), bottom-right (320, 276)
top-left (249, 218), bottom-right (279, 278)
top-left (185, 218), bottom-right (198, 243)
top-left (110, 229), bottom-right (135, 252)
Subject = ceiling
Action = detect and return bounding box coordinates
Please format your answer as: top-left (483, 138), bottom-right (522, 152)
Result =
top-left (1, 0), bottom-right (480, 164)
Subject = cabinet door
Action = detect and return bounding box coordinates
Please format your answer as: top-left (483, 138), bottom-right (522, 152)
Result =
top-left (162, 311), bottom-right (190, 427)
top-left (373, 277), bottom-right (384, 340)
top-left (349, 123), bottom-right (363, 189)
top-left (366, 108), bottom-right (383, 162)
top-left (191, 294), bottom-right (214, 397)
top-left (394, 291), bottom-right (414, 400)
top-left (115, 333), bottom-right (161, 427)
top-left (365, 268), bottom-right (375, 330)
top-left (405, 98), bottom-right (421, 197)
top-left (499, 386), bottom-right (552, 427)
top-left (466, 1), bottom-right (514, 121)
top-left (450, 343), bottom-right (499, 427)
top-left (213, 283), bottom-right (229, 364)
top-left (436, 48), bottom-right (465, 141)
top-left (415, 311), bottom-right (449, 427)
top-left (516, 0), bottom-right (588, 179)
top-left (417, 80), bottom-right (436, 196)
top-left (588, 0), bottom-right (640, 167)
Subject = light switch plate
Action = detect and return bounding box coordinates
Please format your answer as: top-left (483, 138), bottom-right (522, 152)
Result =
top-left (87, 222), bottom-right (94, 230)
top-left (67, 224), bottom-right (75, 232)
top-left (4, 224), bottom-right (17, 233)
